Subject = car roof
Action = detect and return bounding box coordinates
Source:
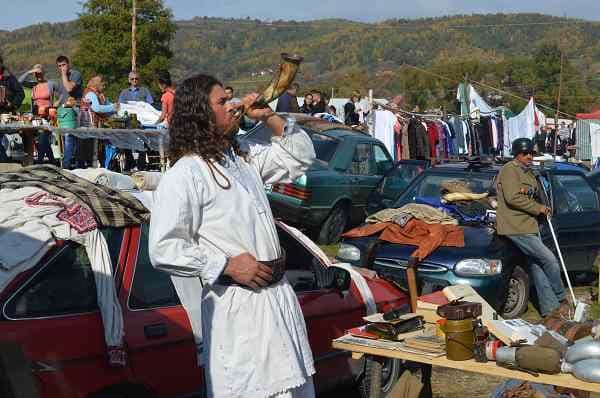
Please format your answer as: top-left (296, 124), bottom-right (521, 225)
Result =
top-left (425, 159), bottom-right (587, 175)
top-left (282, 113), bottom-right (371, 139)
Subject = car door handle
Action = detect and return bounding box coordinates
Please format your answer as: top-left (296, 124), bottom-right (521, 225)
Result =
top-left (144, 323), bottom-right (168, 339)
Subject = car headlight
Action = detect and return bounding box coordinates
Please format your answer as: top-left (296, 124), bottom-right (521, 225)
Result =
top-left (337, 243), bottom-right (361, 262)
top-left (455, 259), bottom-right (502, 276)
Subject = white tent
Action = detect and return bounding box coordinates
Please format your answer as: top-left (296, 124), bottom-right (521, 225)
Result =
top-left (505, 97), bottom-right (546, 156)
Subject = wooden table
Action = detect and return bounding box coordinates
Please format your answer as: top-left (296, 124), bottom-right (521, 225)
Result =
top-left (333, 335), bottom-right (600, 395)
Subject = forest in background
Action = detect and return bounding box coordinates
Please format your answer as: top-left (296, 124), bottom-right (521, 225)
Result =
top-left (1, 12), bottom-right (599, 117)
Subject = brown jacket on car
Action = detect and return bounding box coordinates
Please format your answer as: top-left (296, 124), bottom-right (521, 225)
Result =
top-left (496, 160), bottom-right (545, 236)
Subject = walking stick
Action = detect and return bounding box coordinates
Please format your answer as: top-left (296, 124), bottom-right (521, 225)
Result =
top-left (546, 214), bottom-right (584, 319)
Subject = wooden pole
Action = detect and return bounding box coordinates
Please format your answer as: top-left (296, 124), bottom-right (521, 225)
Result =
top-left (553, 50), bottom-right (564, 155)
top-left (131, 0), bottom-right (137, 72)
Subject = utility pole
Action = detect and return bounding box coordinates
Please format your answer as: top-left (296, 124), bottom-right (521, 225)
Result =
top-left (553, 49), bottom-right (564, 155)
top-left (131, 0), bottom-right (137, 72)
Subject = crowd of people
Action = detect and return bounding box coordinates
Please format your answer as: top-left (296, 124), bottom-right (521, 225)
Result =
top-left (0, 54), bottom-right (177, 169)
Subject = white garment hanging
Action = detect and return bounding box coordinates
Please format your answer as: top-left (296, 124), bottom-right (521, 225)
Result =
top-left (590, 122), bottom-right (600, 161)
top-left (373, 110), bottom-right (397, 159)
top-left (149, 119), bottom-right (316, 398)
top-left (71, 229), bottom-right (124, 349)
top-left (491, 118), bottom-right (499, 150)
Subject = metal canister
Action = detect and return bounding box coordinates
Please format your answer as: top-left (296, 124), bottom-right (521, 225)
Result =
top-left (442, 318), bottom-right (475, 361)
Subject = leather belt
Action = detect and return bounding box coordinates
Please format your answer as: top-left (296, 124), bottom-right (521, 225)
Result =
top-left (216, 254), bottom-right (286, 288)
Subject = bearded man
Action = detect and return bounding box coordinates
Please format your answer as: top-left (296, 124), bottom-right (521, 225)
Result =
top-left (149, 74), bottom-right (316, 398)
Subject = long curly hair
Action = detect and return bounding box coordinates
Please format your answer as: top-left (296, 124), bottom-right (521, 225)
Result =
top-left (168, 74), bottom-right (244, 165)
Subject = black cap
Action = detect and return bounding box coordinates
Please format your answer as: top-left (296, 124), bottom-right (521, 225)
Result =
top-left (511, 138), bottom-right (534, 156)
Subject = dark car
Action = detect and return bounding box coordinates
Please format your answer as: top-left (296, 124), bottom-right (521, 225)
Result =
top-left (240, 113), bottom-right (394, 244)
top-left (337, 160), bottom-right (600, 318)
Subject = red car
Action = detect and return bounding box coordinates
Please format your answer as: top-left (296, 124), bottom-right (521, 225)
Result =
top-left (0, 221), bottom-right (408, 397)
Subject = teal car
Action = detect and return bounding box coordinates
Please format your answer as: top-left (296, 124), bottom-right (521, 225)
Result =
top-left (240, 114), bottom-right (395, 244)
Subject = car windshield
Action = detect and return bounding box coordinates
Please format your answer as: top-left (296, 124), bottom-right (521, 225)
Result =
top-left (394, 172), bottom-right (495, 207)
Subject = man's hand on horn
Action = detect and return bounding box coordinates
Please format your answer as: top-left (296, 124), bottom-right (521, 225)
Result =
top-left (223, 252), bottom-right (274, 290)
top-left (241, 92), bottom-right (277, 122)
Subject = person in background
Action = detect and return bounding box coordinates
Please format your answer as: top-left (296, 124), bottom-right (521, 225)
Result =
top-left (118, 71), bottom-right (154, 104)
top-left (496, 138), bottom-right (568, 318)
top-left (275, 82), bottom-right (300, 113)
top-left (389, 94), bottom-right (405, 110)
top-left (118, 70), bottom-right (153, 171)
top-left (328, 105), bottom-right (337, 116)
top-left (82, 75), bottom-right (118, 169)
top-left (0, 55), bottom-right (25, 113)
top-left (83, 75), bottom-right (118, 121)
top-left (310, 90), bottom-right (326, 114)
top-left (344, 91), bottom-right (360, 126)
top-left (0, 55), bottom-right (25, 162)
top-left (156, 71), bottom-right (175, 126)
top-left (300, 93), bottom-right (313, 114)
top-left (55, 55), bottom-right (83, 169)
top-left (18, 64), bottom-right (58, 164)
top-left (224, 86), bottom-right (241, 105)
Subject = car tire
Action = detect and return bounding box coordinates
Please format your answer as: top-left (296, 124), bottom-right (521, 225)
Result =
top-left (358, 357), bottom-right (402, 398)
top-left (317, 203), bottom-right (349, 245)
top-left (501, 266), bottom-right (530, 319)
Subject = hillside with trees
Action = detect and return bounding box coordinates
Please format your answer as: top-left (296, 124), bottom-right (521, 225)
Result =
top-left (1, 13), bottom-right (599, 116)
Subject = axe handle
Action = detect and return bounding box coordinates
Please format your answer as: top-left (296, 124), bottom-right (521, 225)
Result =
top-left (406, 256), bottom-right (419, 312)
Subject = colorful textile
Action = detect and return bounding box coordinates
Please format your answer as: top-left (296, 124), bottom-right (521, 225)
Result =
top-left (0, 164), bottom-right (150, 228)
top-left (342, 219), bottom-right (464, 261)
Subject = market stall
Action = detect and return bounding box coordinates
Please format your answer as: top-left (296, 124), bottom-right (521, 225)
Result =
top-left (331, 284), bottom-right (600, 397)
top-left (0, 120), bottom-right (168, 170)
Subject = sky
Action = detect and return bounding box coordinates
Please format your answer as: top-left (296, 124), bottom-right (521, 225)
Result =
top-left (1, 0), bottom-right (598, 30)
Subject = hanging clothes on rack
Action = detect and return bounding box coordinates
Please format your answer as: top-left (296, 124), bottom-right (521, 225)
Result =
top-left (426, 121), bottom-right (438, 160)
top-left (408, 118), bottom-right (430, 160)
top-left (373, 110), bottom-right (397, 159)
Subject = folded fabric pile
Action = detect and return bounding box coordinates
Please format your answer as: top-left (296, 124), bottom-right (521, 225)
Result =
top-left (0, 164), bottom-right (150, 228)
top-left (366, 203), bottom-right (458, 226)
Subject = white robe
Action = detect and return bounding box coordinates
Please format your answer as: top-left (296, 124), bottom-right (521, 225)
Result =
top-left (149, 119), bottom-right (316, 398)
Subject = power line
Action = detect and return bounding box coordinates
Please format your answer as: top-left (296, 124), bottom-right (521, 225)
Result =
top-left (400, 63), bottom-right (577, 117)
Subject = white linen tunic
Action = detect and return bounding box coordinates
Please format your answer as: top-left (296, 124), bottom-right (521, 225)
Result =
top-left (149, 120), bottom-right (316, 398)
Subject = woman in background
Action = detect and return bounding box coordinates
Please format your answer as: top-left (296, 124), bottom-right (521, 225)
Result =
top-left (19, 64), bottom-right (59, 163)
top-left (81, 75), bottom-right (119, 168)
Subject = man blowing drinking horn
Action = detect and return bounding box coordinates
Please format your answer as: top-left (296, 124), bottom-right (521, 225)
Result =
top-left (149, 74), bottom-right (317, 398)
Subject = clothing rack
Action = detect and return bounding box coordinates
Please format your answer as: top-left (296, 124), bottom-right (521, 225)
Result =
top-left (371, 101), bottom-right (463, 121)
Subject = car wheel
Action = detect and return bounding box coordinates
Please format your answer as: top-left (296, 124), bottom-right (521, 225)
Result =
top-left (358, 357), bottom-right (402, 398)
top-left (317, 203), bottom-right (348, 245)
top-left (501, 266), bottom-right (530, 319)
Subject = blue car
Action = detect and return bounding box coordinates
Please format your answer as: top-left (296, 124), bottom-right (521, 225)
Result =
top-left (337, 160), bottom-right (600, 318)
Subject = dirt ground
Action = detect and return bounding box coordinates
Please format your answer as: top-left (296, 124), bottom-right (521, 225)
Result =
top-left (431, 367), bottom-right (504, 398)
